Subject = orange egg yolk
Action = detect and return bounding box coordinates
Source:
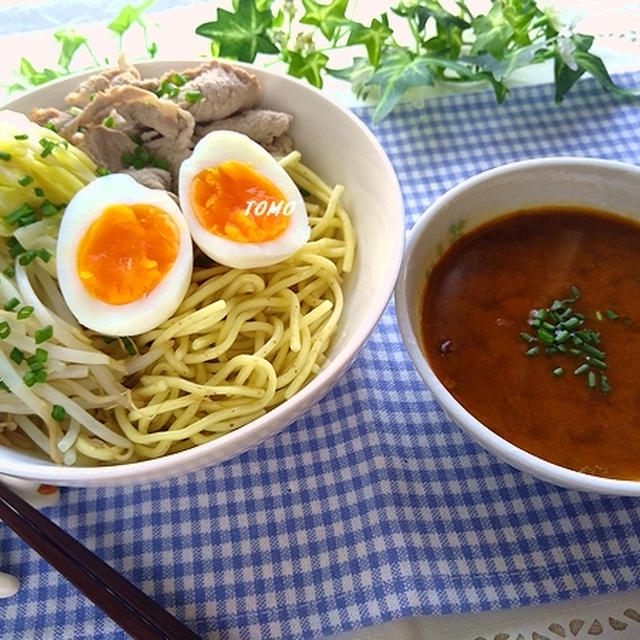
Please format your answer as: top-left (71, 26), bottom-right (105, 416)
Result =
top-left (76, 203), bottom-right (180, 305)
top-left (189, 161), bottom-right (291, 243)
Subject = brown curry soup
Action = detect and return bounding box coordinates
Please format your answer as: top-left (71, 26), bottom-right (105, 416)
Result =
top-left (420, 206), bottom-right (640, 480)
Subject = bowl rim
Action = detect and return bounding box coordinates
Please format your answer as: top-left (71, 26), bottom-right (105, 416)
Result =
top-left (0, 59), bottom-right (405, 484)
top-left (395, 155), bottom-right (640, 495)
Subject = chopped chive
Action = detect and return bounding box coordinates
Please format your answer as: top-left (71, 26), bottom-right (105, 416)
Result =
top-left (554, 329), bottom-right (570, 343)
top-left (39, 138), bottom-right (56, 157)
top-left (27, 348), bottom-right (48, 365)
top-left (605, 309), bottom-right (618, 320)
top-left (587, 357), bottom-right (607, 370)
top-left (23, 369), bottom-right (47, 386)
top-left (525, 346), bottom-right (539, 357)
top-left (0, 151), bottom-right (11, 161)
top-left (37, 248), bottom-right (52, 263)
top-left (40, 199), bottom-right (59, 217)
top-left (13, 134), bottom-right (28, 140)
top-left (587, 370), bottom-right (596, 388)
top-left (18, 249), bottom-right (37, 266)
top-left (9, 347), bottom-right (23, 364)
top-left (5, 203), bottom-right (35, 225)
top-left (519, 332), bottom-right (535, 343)
top-left (51, 404), bottom-right (66, 421)
top-left (102, 115), bottom-right (115, 128)
top-left (2, 266), bottom-right (15, 279)
top-left (120, 336), bottom-right (137, 355)
top-left (35, 325), bottom-right (53, 344)
top-left (18, 175), bottom-right (33, 187)
top-left (17, 305), bottom-right (34, 319)
top-left (582, 343), bottom-right (605, 360)
top-left (96, 166), bottom-right (110, 176)
top-left (552, 367), bottom-right (564, 376)
top-left (562, 316), bottom-right (581, 330)
top-left (34, 187), bottom-right (44, 197)
top-left (574, 363), bottom-right (589, 376)
top-left (3, 297), bottom-right (20, 311)
top-left (595, 310), bottom-right (603, 321)
top-left (601, 374), bottom-right (611, 394)
top-left (8, 238), bottom-right (25, 258)
top-left (185, 91), bottom-right (202, 103)
top-left (536, 328), bottom-right (554, 344)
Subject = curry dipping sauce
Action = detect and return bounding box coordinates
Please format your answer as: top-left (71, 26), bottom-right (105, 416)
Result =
top-left (420, 206), bottom-right (640, 480)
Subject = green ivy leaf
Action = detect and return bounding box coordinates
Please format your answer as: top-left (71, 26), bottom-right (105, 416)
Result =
top-left (108, 0), bottom-right (155, 37)
top-left (553, 33), bottom-right (591, 102)
top-left (195, 0), bottom-right (278, 62)
top-left (470, 4), bottom-right (513, 60)
top-left (300, 0), bottom-right (349, 40)
top-left (287, 50), bottom-right (329, 88)
top-left (53, 29), bottom-right (89, 70)
top-left (346, 17), bottom-right (393, 66)
top-left (365, 49), bottom-right (434, 123)
top-left (18, 58), bottom-right (62, 87)
top-left (572, 49), bottom-right (640, 99)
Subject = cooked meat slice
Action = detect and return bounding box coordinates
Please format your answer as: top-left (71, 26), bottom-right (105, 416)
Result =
top-left (29, 107), bottom-right (75, 132)
top-left (64, 54), bottom-right (142, 108)
top-left (195, 109), bottom-right (292, 146)
top-left (166, 60), bottom-right (261, 122)
top-left (120, 167), bottom-right (172, 191)
top-left (75, 126), bottom-right (136, 172)
top-left (265, 134), bottom-right (293, 157)
top-left (142, 132), bottom-right (193, 183)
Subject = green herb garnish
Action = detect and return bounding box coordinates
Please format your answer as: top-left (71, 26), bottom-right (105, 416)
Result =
top-left (519, 286), bottom-right (622, 394)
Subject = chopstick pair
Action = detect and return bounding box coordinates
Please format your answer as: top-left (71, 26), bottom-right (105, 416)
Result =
top-left (0, 480), bottom-right (201, 640)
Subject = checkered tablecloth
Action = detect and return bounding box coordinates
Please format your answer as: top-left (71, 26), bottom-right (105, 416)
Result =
top-left (2, 69), bottom-right (640, 639)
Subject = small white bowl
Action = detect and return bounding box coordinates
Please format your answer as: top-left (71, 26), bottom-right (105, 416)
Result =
top-left (395, 157), bottom-right (640, 496)
top-left (0, 61), bottom-right (404, 486)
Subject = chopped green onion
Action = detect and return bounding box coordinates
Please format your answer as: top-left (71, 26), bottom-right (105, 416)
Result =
top-left (17, 306), bottom-right (34, 319)
top-left (120, 336), bottom-right (137, 355)
top-left (18, 175), bottom-right (33, 187)
top-left (574, 363), bottom-right (589, 376)
top-left (37, 248), bottom-right (52, 263)
top-left (96, 166), bottom-right (110, 176)
top-left (27, 348), bottom-right (48, 366)
top-left (34, 187), bottom-right (44, 197)
top-left (13, 134), bottom-right (28, 140)
top-left (587, 370), bottom-right (596, 388)
top-left (2, 266), bottom-right (15, 279)
top-left (35, 325), bottom-right (53, 344)
top-left (0, 151), bottom-right (11, 161)
top-left (5, 203), bottom-right (35, 226)
top-left (40, 199), bottom-right (59, 217)
top-left (39, 138), bottom-right (56, 157)
top-left (3, 297), bottom-right (20, 311)
top-left (605, 309), bottom-right (618, 320)
top-left (552, 367), bottom-right (564, 376)
top-left (0, 321), bottom-right (11, 339)
top-left (51, 404), bottom-right (66, 421)
top-left (102, 115), bottom-right (115, 128)
top-left (9, 347), bottom-right (23, 364)
top-left (185, 91), bottom-right (202, 103)
top-left (18, 249), bottom-right (37, 266)
top-left (23, 369), bottom-right (47, 386)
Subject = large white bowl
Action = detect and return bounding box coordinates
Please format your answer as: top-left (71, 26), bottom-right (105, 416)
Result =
top-left (395, 157), bottom-right (640, 496)
top-left (0, 60), bottom-right (404, 486)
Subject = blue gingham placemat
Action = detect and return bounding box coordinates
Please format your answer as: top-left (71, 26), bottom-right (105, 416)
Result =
top-left (2, 71), bottom-right (640, 640)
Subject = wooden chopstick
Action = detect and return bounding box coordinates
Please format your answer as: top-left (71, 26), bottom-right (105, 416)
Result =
top-left (0, 480), bottom-right (201, 640)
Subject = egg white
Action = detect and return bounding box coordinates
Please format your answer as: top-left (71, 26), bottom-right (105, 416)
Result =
top-left (178, 130), bottom-right (309, 269)
top-left (56, 174), bottom-right (193, 336)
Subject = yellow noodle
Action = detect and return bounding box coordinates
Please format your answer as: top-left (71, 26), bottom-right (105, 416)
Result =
top-left (2, 153), bottom-right (356, 464)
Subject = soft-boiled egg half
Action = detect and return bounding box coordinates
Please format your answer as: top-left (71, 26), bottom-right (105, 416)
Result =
top-left (178, 130), bottom-right (309, 269)
top-left (57, 174), bottom-right (193, 336)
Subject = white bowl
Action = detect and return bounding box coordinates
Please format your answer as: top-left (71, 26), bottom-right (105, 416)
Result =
top-left (395, 157), bottom-right (640, 496)
top-left (0, 60), bottom-right (404, 486)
